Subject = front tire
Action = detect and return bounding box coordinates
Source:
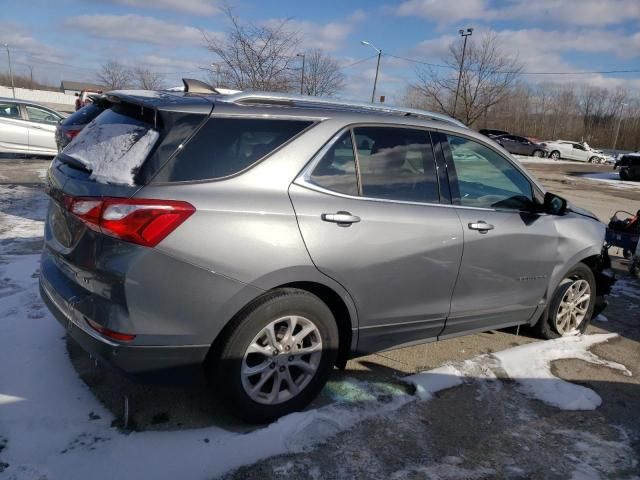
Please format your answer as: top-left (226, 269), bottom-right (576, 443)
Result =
top-left (550, 150), bottom-right (561, 160)
top-left (536, 264), bottom-right (596, 339)
top-left (213, 289), bottom-right (338, 423)
top-left (589, 156), bottom-right (599, 164)
top-left (532, 150), bottom-right (544, 158)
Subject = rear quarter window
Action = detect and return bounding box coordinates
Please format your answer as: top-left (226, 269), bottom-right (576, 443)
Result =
top-left (154, 118), bottom-right (313, 182)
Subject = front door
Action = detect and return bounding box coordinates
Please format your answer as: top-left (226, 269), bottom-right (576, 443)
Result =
top-left (290, 126), bottom-right (463, 354)
top-left (0, 102), bottom-right (29, 153)
top-left (440, 134), bottom-right (558, 337)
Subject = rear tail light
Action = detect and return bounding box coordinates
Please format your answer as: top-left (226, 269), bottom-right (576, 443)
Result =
top-left (85, 318), bottom-right (136, 342)
top-left (63, 196), bottom-right (195, 247)
top-left (65, 129), bottom-right (82, 140)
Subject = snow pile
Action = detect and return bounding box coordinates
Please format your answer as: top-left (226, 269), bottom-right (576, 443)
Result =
top-left (577, 172), bottom-right (639, 190)
top-left (64, 121), bottom-right (159, 186)
top-left (406, 334), bottom-right (631, 410)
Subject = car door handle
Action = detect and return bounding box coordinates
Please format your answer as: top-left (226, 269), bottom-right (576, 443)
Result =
top-left (322, 211), bottom-right (361, 226)
top-left (468, 221), bottom-right (494, 233)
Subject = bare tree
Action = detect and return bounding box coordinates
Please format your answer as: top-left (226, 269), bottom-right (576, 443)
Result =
top-left (301, 49), bottom-right (345, 97)
top-left (97, 60), bottom-right (132, 90)
top-left (202, 6), bottom-right (300, 91)
top-left (132, 67), bottom-right (165, 90)
top-left (411, 33), bottom-right (522, 126)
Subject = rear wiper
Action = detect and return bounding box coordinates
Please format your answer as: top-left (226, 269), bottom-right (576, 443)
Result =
top-left (57, 153), bottom-right (92, 173)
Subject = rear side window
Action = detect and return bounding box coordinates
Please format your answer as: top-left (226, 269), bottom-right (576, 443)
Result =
top-left (309, 131), bottom-right (358, 195)
top-left (63, 103), bottom-right (105, 126)
top-left (158, 118), bottom-right (312, 182)
top-left (354, 127), bottom-right (439, 203)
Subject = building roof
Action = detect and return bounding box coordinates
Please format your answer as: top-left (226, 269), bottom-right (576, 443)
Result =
top-left (60, 80), bottom-right (107, 92)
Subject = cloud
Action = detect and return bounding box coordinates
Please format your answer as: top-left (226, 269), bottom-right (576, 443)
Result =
top-left (104, 0), bottom-right (219, 16)
top-left (395, 0), bottom-right (640, 27)
top-left (64, 14), bottom-right (220, 47)
top-left (266, 9), bottom-right (366, 52)
top-left (0, 22), bottom-right (67, 64)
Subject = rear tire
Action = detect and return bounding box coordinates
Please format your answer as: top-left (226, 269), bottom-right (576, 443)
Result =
top-left (550, 150), bottom-right (561, 160)
top-left (620, 169), bottom-right (630, 181)
top-left (213, 288), bottom-right (338, 423)
top-left (536, 264), bottom-right (596, 339)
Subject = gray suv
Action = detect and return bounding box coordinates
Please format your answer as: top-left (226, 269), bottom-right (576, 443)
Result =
top-left (40, 81), bottom-right (613, 422)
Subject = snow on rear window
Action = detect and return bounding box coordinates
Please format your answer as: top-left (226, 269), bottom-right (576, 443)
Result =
top-left (64, 110), bottom-right (159, 186)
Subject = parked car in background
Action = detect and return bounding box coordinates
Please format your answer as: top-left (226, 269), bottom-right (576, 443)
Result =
top-left (56, 96), bottom-right (108, 151)
top-left (494, 134), bottom-right (547, 157)
top-left (479, 128), bottom-right (510, 138)
top-left (75, 89), bottom-right (103, 111)
top-left (40, 84), bottom-right (614, 423)
top-left (0, 98), bottom-right (65, 156)
top-left (541, 140), bottom-right (605, 163)
top-left (615, 153), bottom-right (640, 180)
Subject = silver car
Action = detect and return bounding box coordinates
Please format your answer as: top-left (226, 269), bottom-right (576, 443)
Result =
top-left (542, 139), bottom-right (605, 163)
top-left (0, 97), bottom-right (64, 155)
top-left (40, 83), bottom-right (614, 422)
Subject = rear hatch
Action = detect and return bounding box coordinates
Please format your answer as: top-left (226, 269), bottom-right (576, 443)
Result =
top-left (43, 91), bottom-right (213, 329)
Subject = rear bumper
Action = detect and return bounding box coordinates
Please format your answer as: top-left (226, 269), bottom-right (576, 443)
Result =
top-left (40, 276), bottom-right (209, 383)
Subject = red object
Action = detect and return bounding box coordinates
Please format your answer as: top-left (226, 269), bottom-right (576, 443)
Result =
top-left (85, 317), bottom-right (136, 342)
top-left (65, 129), bottom-right (82, 140)
top-left (64, 196), bottom-right (195, 247)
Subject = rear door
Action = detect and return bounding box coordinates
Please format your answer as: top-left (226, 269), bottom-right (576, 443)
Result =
top-left (0, 101), bottom-right (29, 152)
top-left (24, 104), bottom-right (62, 153)
top-left (439, 133), bottom-right (558, 337)
top-left (290, 125), bottom-right (464, 354)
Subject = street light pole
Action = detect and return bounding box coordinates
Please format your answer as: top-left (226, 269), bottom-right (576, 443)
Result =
top-left (361, 40), bottom-right (382, 103)
top-left (453, 27), bottom-right (473, 120)
top-left (296, 53), bottom-right (306, 95)
top-left (612, 103), bottom-right (627, 150)
top-left (3, 43), bottom-right (15, 98)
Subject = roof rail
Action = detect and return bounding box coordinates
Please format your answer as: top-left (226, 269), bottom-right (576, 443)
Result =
top-left (219, 91), bottom-right (466, 128)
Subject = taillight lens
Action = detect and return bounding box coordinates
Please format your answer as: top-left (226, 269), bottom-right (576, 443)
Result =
top-left (85, 318), bottom-right (136, 342)
top-left (64, 196), bottom-right (195, 247)
top-left (65, 129), bottom-right (82, 140)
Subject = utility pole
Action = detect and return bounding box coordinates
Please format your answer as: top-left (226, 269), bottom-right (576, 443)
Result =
top-left (612, 103), bottom-right (627, 150)
top-left (361, 41), bottom-right (382, 103)
top-left (453, 28), bottom-right (473, 120)
top-left (296, 53), bottom-right (305, 95)
top-left (3, 43), bottom-right (15, 98)
top-left (28, 65), bottom-right (34, 89)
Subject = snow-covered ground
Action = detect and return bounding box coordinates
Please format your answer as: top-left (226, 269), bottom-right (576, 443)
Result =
top-left (576, 171), bottom-right (639, 190)
top-left (0, 184), bottom-right (636, 479)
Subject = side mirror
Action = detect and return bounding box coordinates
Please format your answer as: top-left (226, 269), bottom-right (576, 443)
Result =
top-left (544, 192), bottom-right (567, 215)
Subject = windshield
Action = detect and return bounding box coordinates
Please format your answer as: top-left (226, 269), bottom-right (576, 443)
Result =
top-left (62, 108), bottom-right (159, 186)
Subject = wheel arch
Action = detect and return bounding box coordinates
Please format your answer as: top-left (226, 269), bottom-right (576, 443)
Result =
top-left (205, 276), bottom-right (358, 372)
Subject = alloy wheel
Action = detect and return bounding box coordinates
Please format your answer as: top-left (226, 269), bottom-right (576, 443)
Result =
top-left (554, 279), bottom-right (591, 335)
top-left (241, 315), bottom-right (322, 405)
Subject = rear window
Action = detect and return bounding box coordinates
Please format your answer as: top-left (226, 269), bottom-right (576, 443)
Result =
top-left (62, 108), bottom-right (159, 186)
top-left (62, 103), bottom-right (106, 126)
top-left (155, 118), bottom-right (313, 182)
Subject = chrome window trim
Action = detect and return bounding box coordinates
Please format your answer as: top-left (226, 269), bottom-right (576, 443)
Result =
top-left (295, 123), bottom-right (547, 215)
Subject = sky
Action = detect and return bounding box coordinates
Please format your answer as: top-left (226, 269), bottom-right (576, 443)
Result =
top-left (1, 0), bottom-right (639, 102)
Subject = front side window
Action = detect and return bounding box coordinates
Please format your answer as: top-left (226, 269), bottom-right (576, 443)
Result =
top-left (309, 131), bottom-right (358, 195)
top-left (0, 103), bottom-right (21, 119)
top-left (446, 134), bottom-right (533, 210)
top-left (25, 105), bottom-right (60, 124)
top-left (159, 118), bottom-right (312, 182)
top-left (354, 127), bottom-right (439, 203)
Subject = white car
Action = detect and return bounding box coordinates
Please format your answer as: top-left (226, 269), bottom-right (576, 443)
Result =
top-left (541, 140), bottom-right (605, 163)
top-left (0, 98), bottom-right (65, 156)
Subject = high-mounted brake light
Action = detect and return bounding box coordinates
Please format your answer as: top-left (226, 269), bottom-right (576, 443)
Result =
top-left (64, 196), bottom-right (195, 247)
